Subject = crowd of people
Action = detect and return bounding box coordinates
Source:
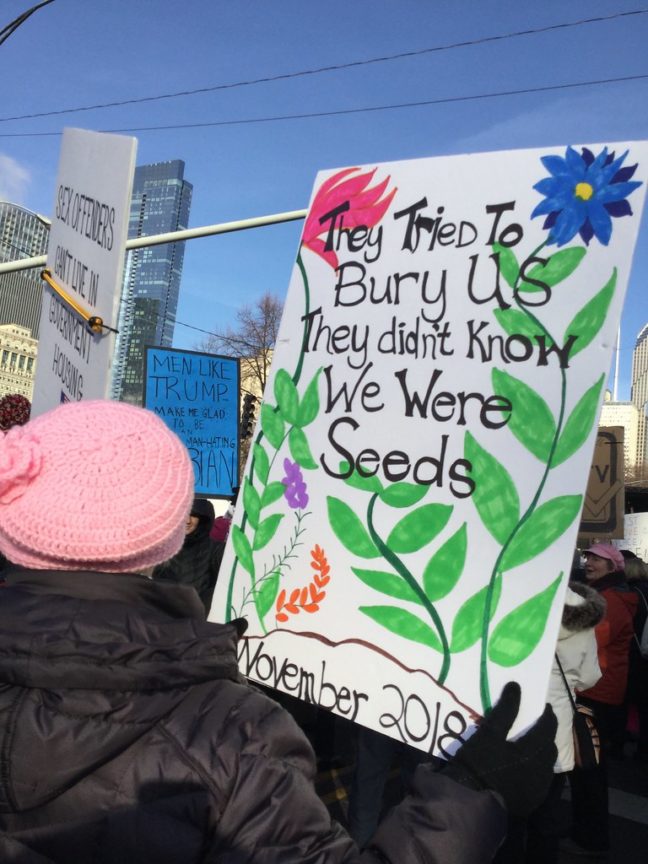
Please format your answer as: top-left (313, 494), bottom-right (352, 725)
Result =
top-left (0, 397), bottom-right (646, 862)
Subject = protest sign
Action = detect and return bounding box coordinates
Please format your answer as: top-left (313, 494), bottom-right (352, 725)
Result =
top-left (579, 427), bottom-right (625, 539)
top-left (211, 143), bottom-right (648, 752)
top-left (144, 347), bottom-right (239, 498)
top-left (31, 128), bottom-right (137, 415)
top-left (614, 512), bottom-right (648, 561)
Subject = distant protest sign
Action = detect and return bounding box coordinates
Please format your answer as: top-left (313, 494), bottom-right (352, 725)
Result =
top-left (31, 128), bottom-right (137, 416)
top-left (579, 427), bottom-right (625, 539)
top-left (614, 512), bottom-right (648, 562)
top-left (212, 143), bottom-right (648, 752)
top-left (144, 347), bottom-right (239, 498)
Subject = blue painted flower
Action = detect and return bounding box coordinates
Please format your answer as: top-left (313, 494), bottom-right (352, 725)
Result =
top-left (281, 458), bottom-right (309, 509)
top-left (531, 146), bottom-right (642, 246)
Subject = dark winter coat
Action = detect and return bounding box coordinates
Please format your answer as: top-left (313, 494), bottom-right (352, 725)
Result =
top-left (0, 569), bottom-right (506, 863)
top-left (153, 499), bottom-right (224, 612)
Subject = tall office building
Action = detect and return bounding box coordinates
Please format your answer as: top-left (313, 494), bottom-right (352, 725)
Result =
top-left (111, 161), bottom-right (192, 404)
top-left (631, 322), bottom-right (648, 471)
top-left (599, 398), bottom-right (640, 476)
top-left (0, 202), bottom-right (50, 338)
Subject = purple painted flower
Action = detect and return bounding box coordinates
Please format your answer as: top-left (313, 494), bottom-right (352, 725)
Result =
top-left (282, 458), bottom-right (309, 509)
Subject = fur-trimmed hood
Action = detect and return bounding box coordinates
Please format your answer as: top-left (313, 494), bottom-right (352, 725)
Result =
top-left (559, 582), bottom-right (606, 635)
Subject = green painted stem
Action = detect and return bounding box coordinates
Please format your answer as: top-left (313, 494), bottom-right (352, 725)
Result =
top-left (227, 245), bottom-right (311, 622)
top-left (226, 426), bottom-right (264, 621)
top-left (240, 507), bottom-right (309, 621)
top-left (366, 494), bottom-right (451, 684)
top-left (293, 250), bottom-right (310, 387)
top-left (479, 240), bottom-right (570, 710)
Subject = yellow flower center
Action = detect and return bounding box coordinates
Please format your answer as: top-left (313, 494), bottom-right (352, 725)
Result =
top-left (574, 182), bottom-right (594, 201)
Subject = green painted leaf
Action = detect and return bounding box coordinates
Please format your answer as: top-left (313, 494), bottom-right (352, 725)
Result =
top-left (296, 368), bottom-right (322, 427)
top-left (423, 523), bottom-right (467, 602)
top-left (450, 575), bottom-right (502, 653)
top-left (493, 308), bottom-right (550, 342)
top-left (492, 368), bottom-right (556, 463)
top-left (256, 572), bottom-right (280, 620)
top-left (488, 575), bottom-right (562, 666)
top-left (289, 427), bottom-right (318, 470)
top-left (552, 375), bottom-right (605, 467)
top-left (327, 496), bottom-right (380, 559)
top-left (261, 481), bottom-right (286, 508)
top-left (274, 369), bottom-right (300, 424)
top-left (352, 567), bottom-right (423, 604)
top-left (360, 605), bottom-right (442, 652)
top-left (500, 495), bottom-right (582, 572)
top-left (492, 243), bottom-right (519, 288)
top-left (253, 443), bottom-right (269, 485)
top-left (243, 479), bottom-right (261, 529)
top-left (253, 513), bottom-right (284, 551)
top-left (260, 403), bottom-right (285, 449)
top-left (518, 247), bottom-right (586, 292)
top-left (380, 482), bottom-right (428, 508)
top-left (465, 432), bottom-right (520, 545)
top-left (564, 269), bottom-right (616, 359)
top-left (232, 525), bottom-right (254, 577)
top-left (339, 460), bottom-right (383, 494)
top-left (386, 504), bottom-right (452, 554)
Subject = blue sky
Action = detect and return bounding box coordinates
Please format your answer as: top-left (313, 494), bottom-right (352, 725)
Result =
top-left (1, 0), bottom-right (647, 397)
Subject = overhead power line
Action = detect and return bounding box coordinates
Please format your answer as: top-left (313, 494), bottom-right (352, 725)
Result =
top-left (0, 0), bottom-right (54, 48)
top-left (175, 320), bottom-right (226, 339)
top-left (1, 72), bottom-right (646, 138)
top-left (0, 8), bottom-right (645, 122)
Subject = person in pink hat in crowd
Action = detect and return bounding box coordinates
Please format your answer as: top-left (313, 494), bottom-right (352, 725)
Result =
top-left (210, 487), bottom-right (238, 543)
top-left (565, 543), bottom-right (638, 859)
top-left (0, 400), bottom-right (559, 864)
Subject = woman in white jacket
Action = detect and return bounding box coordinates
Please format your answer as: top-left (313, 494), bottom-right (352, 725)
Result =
top-left (497, 582), bottom-right (605, 864)
top-left (550, 583), bottom-right (606, 774)
top-left (531, 583), bottom-right (605, 863)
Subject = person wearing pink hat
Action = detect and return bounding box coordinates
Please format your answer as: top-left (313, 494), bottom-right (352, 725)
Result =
top-left (565, 543), bottom-right (638, 859)
top-left (0, 400), bottom-right (559, 864)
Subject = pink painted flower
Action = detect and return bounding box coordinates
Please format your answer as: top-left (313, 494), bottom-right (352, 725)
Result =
top-left (0, 425), bottom-right (42, 504)
top-left (302, 167), bottom-right (397, 268)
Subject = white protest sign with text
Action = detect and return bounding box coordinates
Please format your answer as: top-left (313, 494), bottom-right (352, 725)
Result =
top-left (32, 128), bottom-right (137, 415)
top-left (212, 143), bottom-right (648, 753)
top-left (614, 513), bottom-right (648, 561)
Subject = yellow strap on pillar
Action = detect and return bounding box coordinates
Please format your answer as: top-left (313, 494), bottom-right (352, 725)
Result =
top-left (40, 270), bottom-right (112, 334)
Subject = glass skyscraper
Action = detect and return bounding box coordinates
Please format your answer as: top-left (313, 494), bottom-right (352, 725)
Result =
top-left (631, 322), bottom-right (648, 471)
top-left (111, 160), bottom-right (192, 404)
top-left (0, 202), bottom-right (50, 338)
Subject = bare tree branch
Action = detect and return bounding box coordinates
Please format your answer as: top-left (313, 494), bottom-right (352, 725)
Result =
top-left (199, 292), bottom-right (282, 395)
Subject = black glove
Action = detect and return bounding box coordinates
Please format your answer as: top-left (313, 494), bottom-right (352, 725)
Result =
top-left (443, 681), bottom-right (557, 818)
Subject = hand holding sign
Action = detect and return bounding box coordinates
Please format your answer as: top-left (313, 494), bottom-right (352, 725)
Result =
top-left (443, 681), bottom-right (557, 817)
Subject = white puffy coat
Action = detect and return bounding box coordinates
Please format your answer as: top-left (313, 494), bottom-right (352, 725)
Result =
top-left (547, 583), bottom-right (606, 772)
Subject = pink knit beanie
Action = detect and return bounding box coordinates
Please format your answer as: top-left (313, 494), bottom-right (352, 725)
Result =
top-left (0, 400), bottom-right (194, 572)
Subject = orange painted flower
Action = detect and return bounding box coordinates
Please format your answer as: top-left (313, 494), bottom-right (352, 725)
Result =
top-left (302, 167), bottom-right (396, 268)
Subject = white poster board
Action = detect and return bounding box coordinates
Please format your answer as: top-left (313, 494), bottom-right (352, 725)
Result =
top-left (212, 143), bottom-right (648, 753)
top-left (31, 128), bottom-right (137, 415)
top-left (614, 513), bottom-right (648, 561)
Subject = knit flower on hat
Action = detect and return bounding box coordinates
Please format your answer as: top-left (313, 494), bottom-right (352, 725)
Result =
top-left (0, 425), bottom-right (42, 504)
top-left (0, 394), bottom-right (31, 431)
